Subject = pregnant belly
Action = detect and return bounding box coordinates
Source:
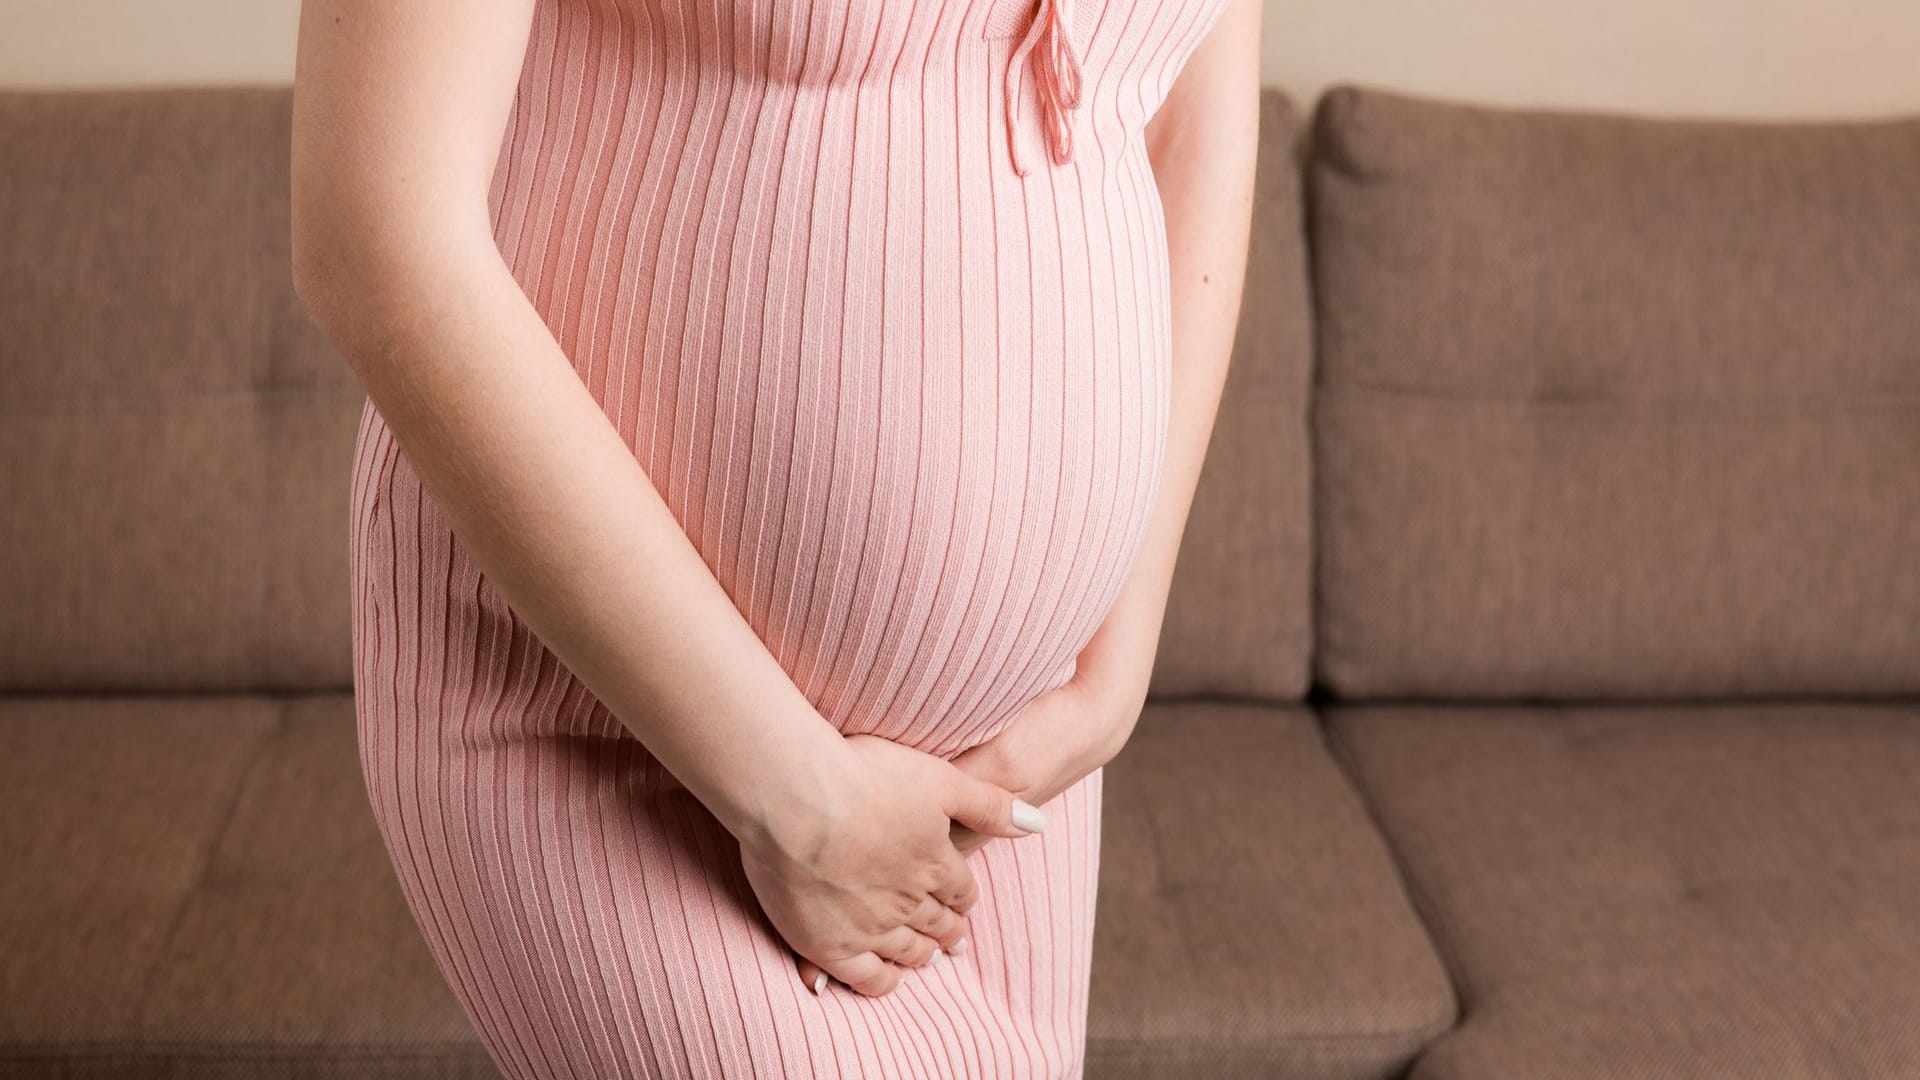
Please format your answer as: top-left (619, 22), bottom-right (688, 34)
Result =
top-left (624, 331), bottom-right (1167, 757)
top-left (497, 122), bottom-right (1177, 754)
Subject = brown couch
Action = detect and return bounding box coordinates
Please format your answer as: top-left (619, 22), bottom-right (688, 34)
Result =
top-left (3, 79), bottom-right (1916, 1079)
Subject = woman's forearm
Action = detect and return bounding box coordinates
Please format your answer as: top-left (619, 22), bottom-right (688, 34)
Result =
top-left (952, 0), bottom-right (1264, 827)
top-left (291, 1), bottom-right (1048, 994)
top-left (1072, 0), bottom-right (1263, 730)
top-left (297, 230), bottom-right (845, 851)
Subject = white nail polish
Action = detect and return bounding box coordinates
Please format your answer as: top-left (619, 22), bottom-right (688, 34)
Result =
top-left (1011, 799), bottom-right (1048, 833)
top-left (930, 948), bottom-right (945, 964)
top-left (812, 972), bottom-right (827, 995)
top-left (949, 936), bottom-right (970, 956)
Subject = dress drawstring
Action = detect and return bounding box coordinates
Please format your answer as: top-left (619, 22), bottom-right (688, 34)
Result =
top-left (1003, 0), bottom-right (1084, 176)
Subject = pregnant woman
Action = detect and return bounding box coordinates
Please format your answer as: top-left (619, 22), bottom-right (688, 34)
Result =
top-left (290, 0), bottom-right (1256, 1074)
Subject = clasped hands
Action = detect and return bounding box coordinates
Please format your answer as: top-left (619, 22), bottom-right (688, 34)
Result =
top-left (735, 664), bottom-right (1145, 998)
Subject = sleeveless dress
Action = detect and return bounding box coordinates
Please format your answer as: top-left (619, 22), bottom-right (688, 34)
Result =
top-left (349, 0), bottom-right (1228, 1075)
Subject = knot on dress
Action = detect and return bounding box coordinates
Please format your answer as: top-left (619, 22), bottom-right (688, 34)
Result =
top-left (1003, 0), bottom-right (1084, 175)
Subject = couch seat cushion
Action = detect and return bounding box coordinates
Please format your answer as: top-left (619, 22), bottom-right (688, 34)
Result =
top-left (1328, 702), bottom-right (1920, 1079)
top-left (0, 693), bottom-right (493, 1078)
top-left (1089, 701), bottom-right (1456, 1079)
top-left (1, 692), bottom-right (1458, 1078)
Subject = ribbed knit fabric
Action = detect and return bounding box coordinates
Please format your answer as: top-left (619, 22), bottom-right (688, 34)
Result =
top-left (348, 0), bottom-right (1227, 1075)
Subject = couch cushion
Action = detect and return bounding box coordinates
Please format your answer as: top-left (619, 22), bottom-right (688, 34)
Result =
top-left (1326, 702), bottom-right (1920, 1079)
top-left (0, 695), bottom-right (1452, 1080)
top-left (1307, 83), bottom-right (1920, 699)
top-left (1148, 87), bottom-right (1315, 701)
top-left (0, 85), bottom-right (363, 693)
top-left (0, 693), bottom-right (493, 1078)
top-left (1089, 701), bottom-right (1455, 1079)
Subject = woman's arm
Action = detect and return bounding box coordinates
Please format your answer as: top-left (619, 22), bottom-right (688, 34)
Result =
top-left (291, 0), bottom-right (1039, 997)
top-left (949, 0), bottom-right (1263, 820)
top-left (1076, 0), bottom-right (1263, 711)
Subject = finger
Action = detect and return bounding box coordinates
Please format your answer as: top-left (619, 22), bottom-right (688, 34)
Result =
top-left (904, 895), bottom-right (966, 951)
top-left (795, 953), bottom-right (829, 996)
top-left (822, 951), bottom-right (903, 998)
top-left (927, 845), bottom-right (980, 914)
top-left (944, 769), bottom-right (1046, 839)
top-left (948, 821), bottom-right (992, 859)
top-left (870, 924), bottom-right (942, 969)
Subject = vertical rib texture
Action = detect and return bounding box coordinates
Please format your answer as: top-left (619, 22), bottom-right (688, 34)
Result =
top-left (349, 0), bottom-right (1227, 1075)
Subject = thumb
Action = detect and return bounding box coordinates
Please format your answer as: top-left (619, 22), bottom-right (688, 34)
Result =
top-left (945, 769), bottom-right (1047, 839)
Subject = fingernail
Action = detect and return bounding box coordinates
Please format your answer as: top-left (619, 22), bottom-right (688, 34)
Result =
top-left (930, 948), bottom-right (945, 964)
top-left (1011, 799), bottom-right (1048, 833)
top-left (949, 936), bottom-right (970, 956)
top-left (811, 972), bottom-right (827, 995)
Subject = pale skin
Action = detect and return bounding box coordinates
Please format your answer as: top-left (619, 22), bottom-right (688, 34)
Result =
top-left (291, 0), bottom-right (1039, 1001)
top-left (291, 0), bottom-right (1256, 1001)
top-left (799, 0), bottom-right (1265, 994)
top-left (955, 0), bottom-right (1265, 820)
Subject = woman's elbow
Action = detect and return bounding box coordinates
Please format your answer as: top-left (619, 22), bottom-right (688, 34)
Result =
top-left (289, 195), bottom-right (374, 347)
top-left (289, 194), bottom-right (473, 368)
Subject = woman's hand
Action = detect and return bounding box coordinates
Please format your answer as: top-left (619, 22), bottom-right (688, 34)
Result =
top-left (738, 732), bottom-right (1047, 998)
top-left (946, 664), bottom-right (1147, 858)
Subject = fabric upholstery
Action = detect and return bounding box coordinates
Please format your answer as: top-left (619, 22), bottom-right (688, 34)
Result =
top-left (9, 71), bottom-right (1917, 1080)
top-left (1307, 83), bottom-right (1920, 700)
top-left (0, 693), bottom-right (496, 1078)
top-left (1147, 88), bottom-right (1314, 701)
top-left (0, 79), bottom-right (1317, 700)
top-left (1088, 701), bottom-right (1455, 1079)
top-left (1327, 702), bottom-right (1920, 1080)
top-left (0, 694), bottom-right (1455, 1080)
top-left (0, 86), bottom-right (363, 693)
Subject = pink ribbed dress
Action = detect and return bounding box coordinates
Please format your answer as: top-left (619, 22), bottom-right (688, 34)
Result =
top-left (349, 0), bottom-right (1227, 1075)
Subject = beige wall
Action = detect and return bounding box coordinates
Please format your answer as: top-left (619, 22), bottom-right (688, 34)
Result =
top-left (4, 0), bottom-right (1920, 117)
top-left (1, 1), bottom-right (301, 89)
top-left (1264, 0), bottom-right (1920, 118)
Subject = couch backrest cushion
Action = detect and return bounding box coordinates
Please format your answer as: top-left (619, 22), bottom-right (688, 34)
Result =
top-left (0, 87), bottom-right (362, 692)
top-left (1149, 88), bottom-right (1314, 701)
top-left (1307, 84), bottom-right (1920, 700)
